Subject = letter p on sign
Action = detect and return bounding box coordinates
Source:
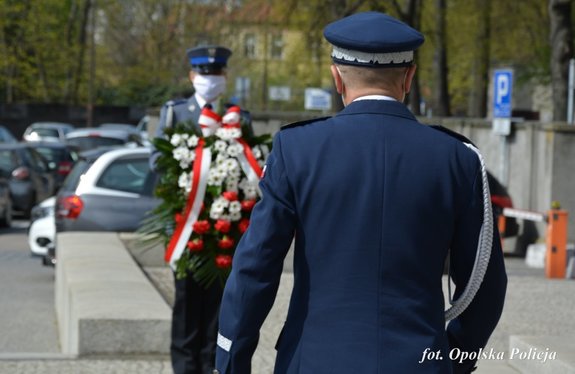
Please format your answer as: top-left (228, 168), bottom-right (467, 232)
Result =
top-left (493, 69), bottom-right (513, 118)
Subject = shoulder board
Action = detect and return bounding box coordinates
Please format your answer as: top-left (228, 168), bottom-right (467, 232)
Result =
top-left (164, 98), bottom-right (187, 108)
top-left (429, 125), bottom-right (476, 147)
top-left (281, 116), bottom-right (331, 131)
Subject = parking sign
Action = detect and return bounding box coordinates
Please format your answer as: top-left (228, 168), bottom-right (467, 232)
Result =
top-left (493, 69), bottom-right (513, 118)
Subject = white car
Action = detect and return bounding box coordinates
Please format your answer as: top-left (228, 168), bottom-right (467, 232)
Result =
top-left (28, 196), bottom-right (56, 257)
top-left (23, 122), bottom-right (75, 143)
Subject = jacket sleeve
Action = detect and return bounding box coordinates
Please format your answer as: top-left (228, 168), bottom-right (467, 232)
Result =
top-left (215, 132), bottom-right (296, 374)
top-left (447, 165), bottom-right (508, 373)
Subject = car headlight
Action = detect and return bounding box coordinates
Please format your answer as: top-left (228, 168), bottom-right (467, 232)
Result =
top-left (30, 206), bottom-right (54, 221)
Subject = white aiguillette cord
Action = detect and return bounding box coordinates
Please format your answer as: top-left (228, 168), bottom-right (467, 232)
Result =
top-left (445, 143), bottom-right (494, 321)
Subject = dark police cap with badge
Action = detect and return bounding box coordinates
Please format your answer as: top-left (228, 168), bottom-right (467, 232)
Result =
top-left (186, 45), bottom-right (232, 74)
top-left (323, 11), bottom-right (424, 68)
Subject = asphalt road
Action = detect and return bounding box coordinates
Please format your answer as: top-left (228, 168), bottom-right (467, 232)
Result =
top-left (0, 219), bottom-right (60, 355)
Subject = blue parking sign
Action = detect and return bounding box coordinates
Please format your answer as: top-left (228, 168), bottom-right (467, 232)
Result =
top-left (493, 69), bottom-right (513, 118)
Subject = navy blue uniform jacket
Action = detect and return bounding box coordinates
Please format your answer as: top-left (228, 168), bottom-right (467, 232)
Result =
top-left (216, 99), bottom-right (507, 373)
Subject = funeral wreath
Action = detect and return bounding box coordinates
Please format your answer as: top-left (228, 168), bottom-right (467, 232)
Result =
top-left (143, 105), bottom-right (272, 288)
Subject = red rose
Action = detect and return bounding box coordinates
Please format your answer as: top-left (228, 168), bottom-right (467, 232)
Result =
top-left (241, 199), bottom-right (256, 212)
top-left (174, 213), bottom-right (184, 223)
top-left (192, 220), bottom-right (210, 234)
top-left (214, 219), bottom-right (231, 233)
top-left (218, 236), bottom-right (235, 250)
top-left (238, 218), bottom-right (250, 233)
top-left (215, 255), bottom-right (233, 268)
top-left (222, 191), bottom-right (239, 201)
top-left (187, 238), bottom-right (204, 252)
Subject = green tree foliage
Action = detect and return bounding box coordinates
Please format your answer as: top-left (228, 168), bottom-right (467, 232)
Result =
top-left (0, 0), bottom-right (89, 103)
top-left (0, 0), bottom-right (570, 119)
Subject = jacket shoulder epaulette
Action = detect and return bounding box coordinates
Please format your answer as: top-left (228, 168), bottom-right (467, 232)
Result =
top-left (164, 98), bottom-right (187, 108)
top-left (429, 124), bottom-right (476, 147)
top-left (281, 116), bottom-right (331, 131)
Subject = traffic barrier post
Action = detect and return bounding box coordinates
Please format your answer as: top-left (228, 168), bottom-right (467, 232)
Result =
top-left (545, 209), bottom-right (569, 279)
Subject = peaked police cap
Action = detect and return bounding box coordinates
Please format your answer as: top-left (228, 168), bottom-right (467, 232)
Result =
top-left (323, 11), bottom-right (424, 67)
top-left (186, 45), bottom-right (232, 74)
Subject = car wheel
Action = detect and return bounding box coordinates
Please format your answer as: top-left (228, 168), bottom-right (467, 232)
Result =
top-left (0, 199), bottom-right (12, 228)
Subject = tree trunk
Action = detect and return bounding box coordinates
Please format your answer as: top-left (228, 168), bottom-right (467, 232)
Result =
top-left (467, 0), bottom-right (490, 118)
top-left (70, 0), bottom-right (92, 105)
top-left (549, 0), bottom-right (574, 122)
top-left (391, 0), bottom-right (423, 114)
top-left (432, 0), bottom-right (450, 117)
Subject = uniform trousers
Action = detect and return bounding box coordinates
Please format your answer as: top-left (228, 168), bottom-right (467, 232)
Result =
top-left (171, 272), bottom-right (223, 374)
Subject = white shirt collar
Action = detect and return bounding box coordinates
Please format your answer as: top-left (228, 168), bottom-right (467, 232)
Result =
top-left (194, 93), bottom-right (207, 108)
top-left (353, 95), bottom-right (397, 102)
top-left (194, 93), bottom-right (221, 112)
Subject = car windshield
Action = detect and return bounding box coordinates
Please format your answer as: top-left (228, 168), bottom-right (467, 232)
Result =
top-left (66, 137), bottom-right (126, 151)
top-left (30, 128), bottom-right (60, 138)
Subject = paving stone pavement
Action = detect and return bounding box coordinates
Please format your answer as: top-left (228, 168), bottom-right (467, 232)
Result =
top-left (0, 254), bottom-right (571, 373)
top-left (143, 257), bottom-right (572, 373)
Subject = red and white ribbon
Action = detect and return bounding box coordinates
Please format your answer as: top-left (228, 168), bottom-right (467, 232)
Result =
top-left (165, 139), bottom-right (212, 268)
top-left (198, 108), bottom-right (221, 137)
top-left (233, 138), bottom-right (263, 196)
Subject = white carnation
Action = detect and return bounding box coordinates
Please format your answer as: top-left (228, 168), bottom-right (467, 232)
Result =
top-left (187, 135), bottom-right (199, 148)
top-left (214, 140), bottom-right (228, 153)
top-left (226, 143), bottom-right (243, 158)
top-left (229, 211), bottom-right (242, 222)
top-left (178, 172), bottom-right (191, 192)
top-left (228, 201), bottom-right (242, 214)
top-left (170, 133), bottom-right (183, 147)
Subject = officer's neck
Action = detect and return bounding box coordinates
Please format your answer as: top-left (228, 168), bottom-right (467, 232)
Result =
top-left (346, 88), bottom-right (403, 103)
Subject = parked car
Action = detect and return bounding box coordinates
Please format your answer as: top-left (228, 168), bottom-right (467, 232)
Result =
top-left (0, 172), bottom-right (12, 227)
top-left (23, 122), bottom-right (75, 143)
top-left (24, 142), bottom-right (79, 191)
top-left (487, 170), bottom-right (519, 238)
top-left (28, 196), bottom-right (55, 258)
top-left (46, 147), bottom-right (159, 264)
top-left (0, 143), bottom-right (56, 217)
top-left (98, 123), bottom-right (138, 132)
top-left (0, 125), bottom-right (18, 144)
top-left (487, 171), bottom-right (538, 256)
top-left (65, 127), bottom-right (145, 151)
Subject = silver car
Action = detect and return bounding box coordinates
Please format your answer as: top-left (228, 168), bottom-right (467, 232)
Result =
top-left (65, 127), bottom-right (145, 151)
top-left (46, 147), bottom-right (159, 264)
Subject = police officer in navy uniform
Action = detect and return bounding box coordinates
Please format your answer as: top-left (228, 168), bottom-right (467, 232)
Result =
top-left (151, 45), bottom-right (252, 374)
top-left (214, 12), bottom-right (507, 374)
top-left (151, 46), bottom-right (253, 167)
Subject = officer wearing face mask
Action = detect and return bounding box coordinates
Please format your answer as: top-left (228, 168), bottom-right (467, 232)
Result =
top-left (151, 45), bottom-right (253, 374)
top-left (150, 45), bottom-right (252, 169)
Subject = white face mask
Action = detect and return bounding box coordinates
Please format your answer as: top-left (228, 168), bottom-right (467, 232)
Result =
top-left (193, 74), bottom-right (227, 103)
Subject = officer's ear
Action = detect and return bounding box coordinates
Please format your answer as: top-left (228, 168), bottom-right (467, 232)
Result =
top-left (189, 70), bottom-right (197, 82)
top-left (404, 64), bottom-right (417, 94)
top-left (330, 65), bottom-right (344, 94)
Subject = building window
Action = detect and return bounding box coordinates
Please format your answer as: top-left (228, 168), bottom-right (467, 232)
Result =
top-left (244, 34), bottom-right (257, 58)
top-left (270, 33), bottom-right (283, 59)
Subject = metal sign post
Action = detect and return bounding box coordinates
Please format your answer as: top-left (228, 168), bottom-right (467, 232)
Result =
top-left (492, 69), bottom-right (514, 187)
top-left (568, 59), bottom-right (575, 125)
